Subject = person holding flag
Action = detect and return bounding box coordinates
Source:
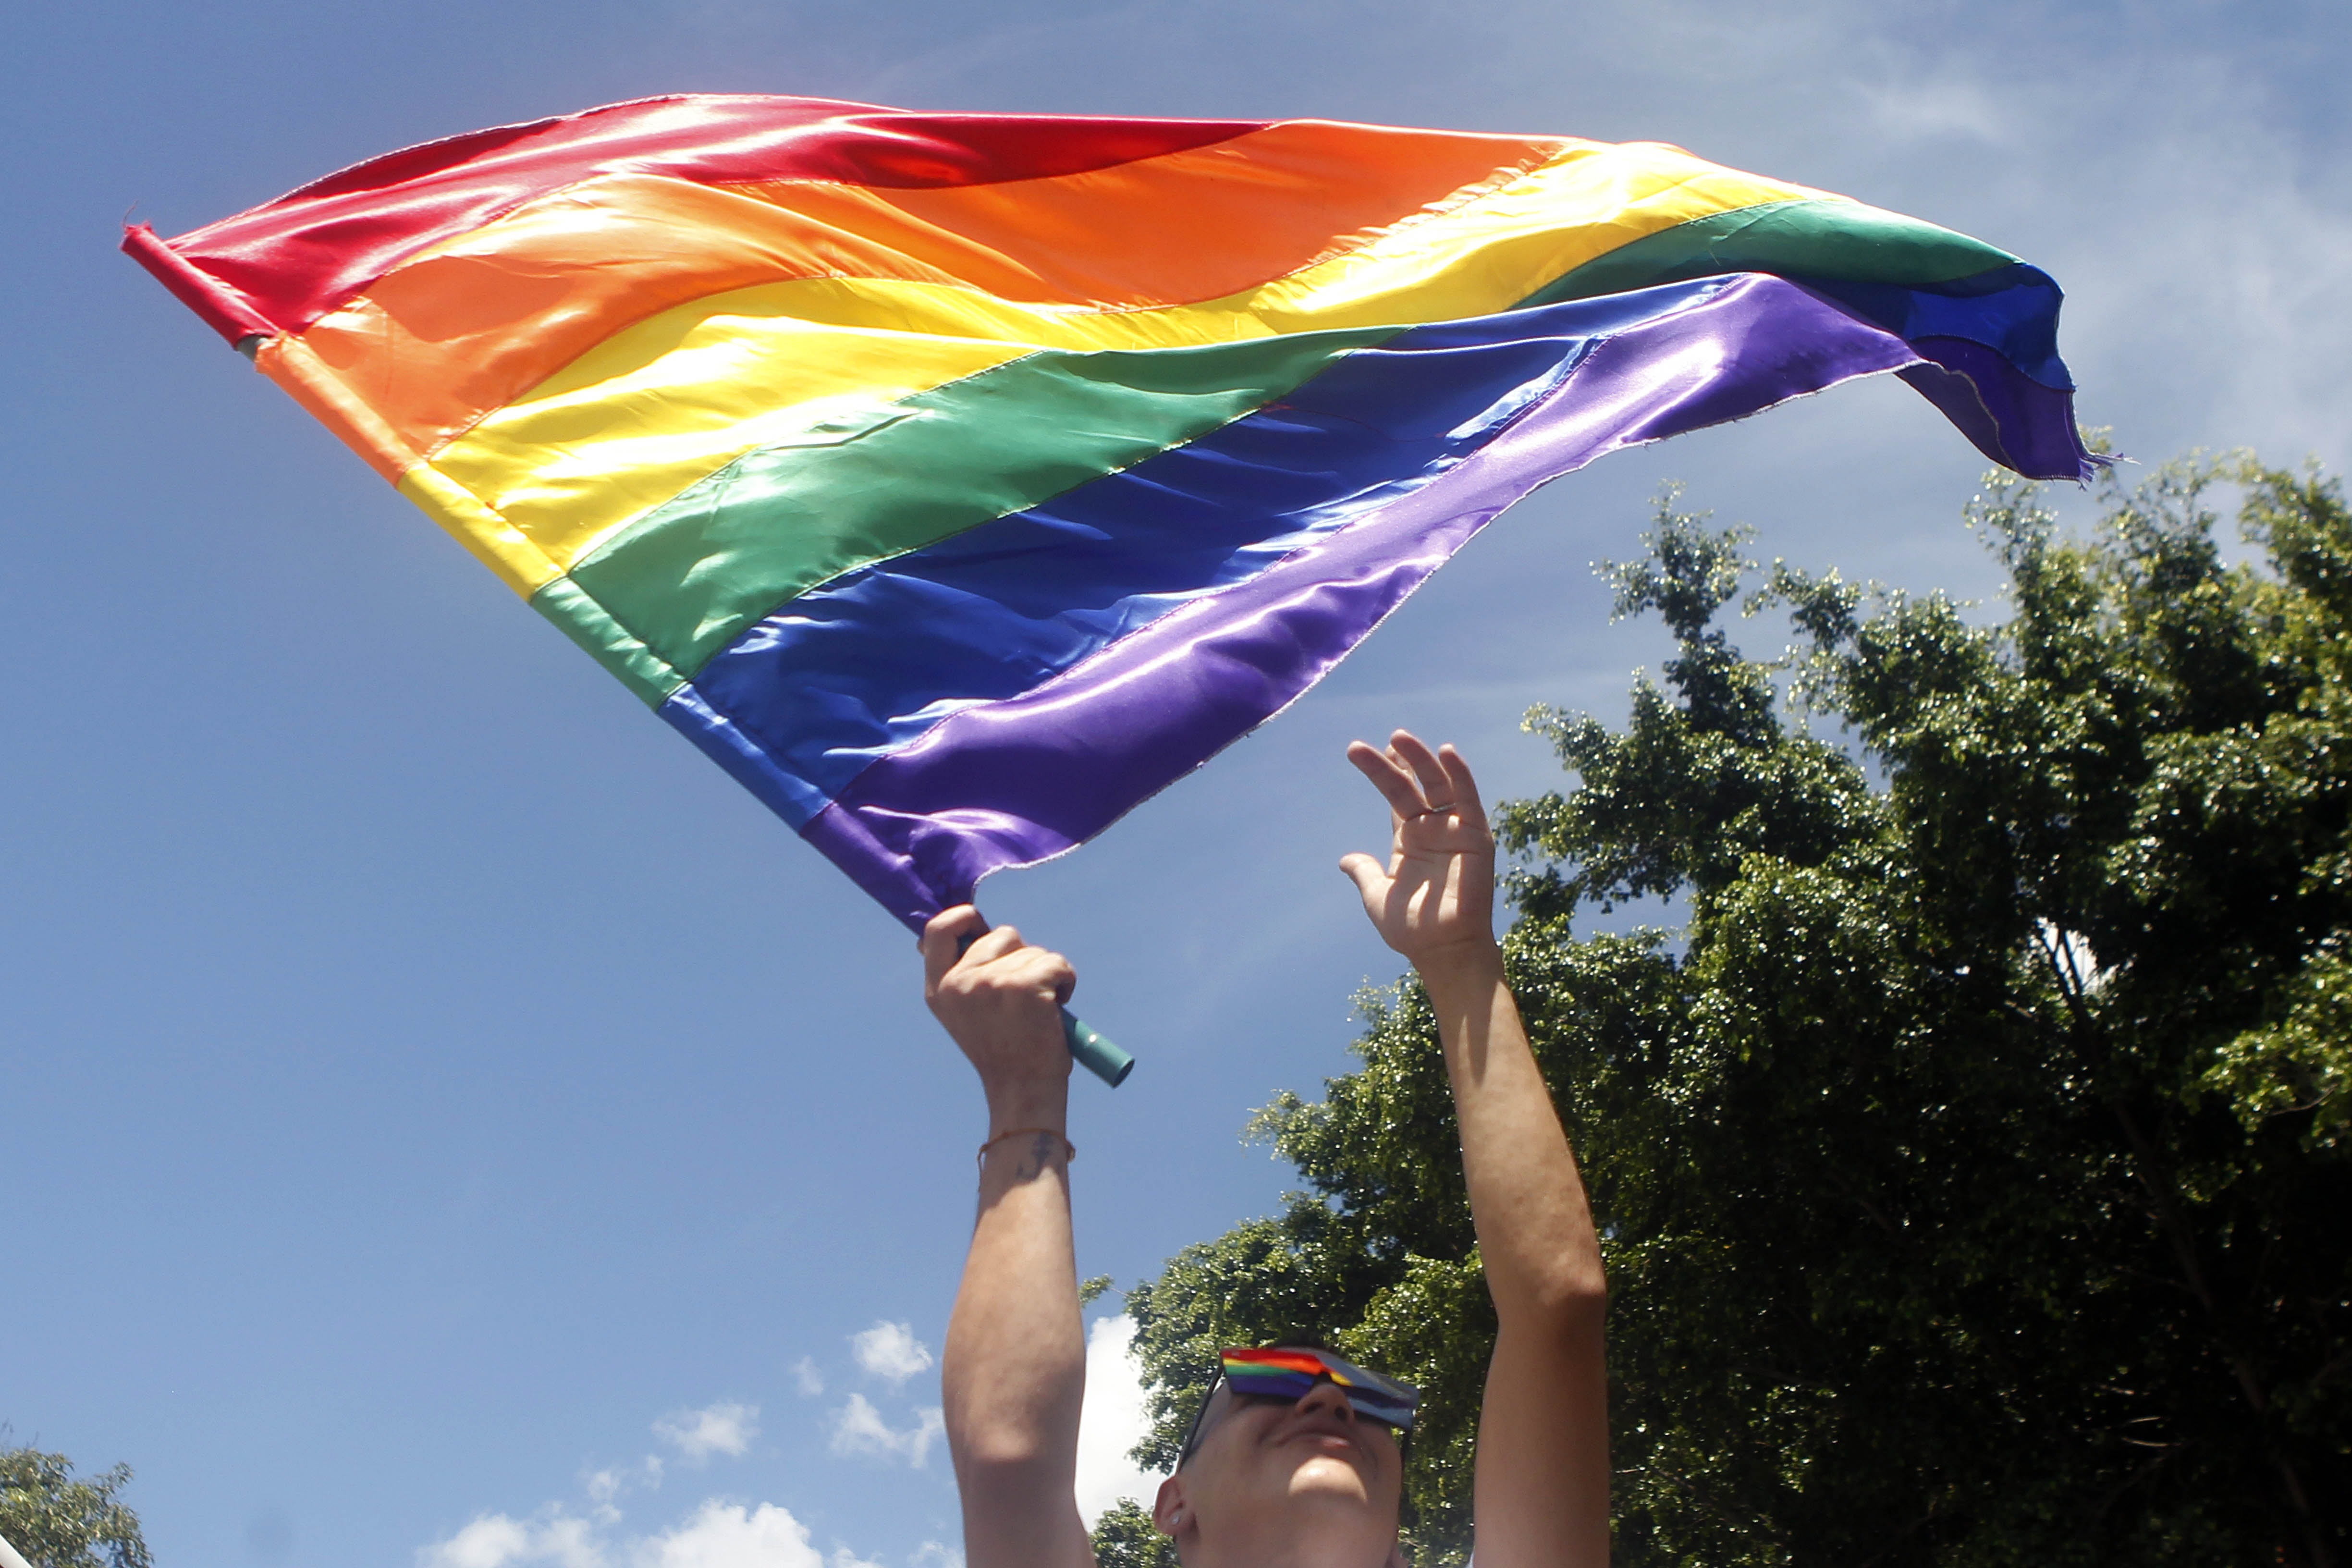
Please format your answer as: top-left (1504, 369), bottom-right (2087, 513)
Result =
top-left (926, 731), bottom-right (1609, 1568)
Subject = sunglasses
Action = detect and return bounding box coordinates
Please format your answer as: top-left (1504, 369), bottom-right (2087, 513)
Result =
top-left (1176, 1345), bottom-right (1421, 1463)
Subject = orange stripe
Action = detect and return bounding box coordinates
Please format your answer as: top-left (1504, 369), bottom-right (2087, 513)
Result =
top-left (255, 333), bottom-right (419, 481)
top-left (292, 121), bottom-right (1566, 466)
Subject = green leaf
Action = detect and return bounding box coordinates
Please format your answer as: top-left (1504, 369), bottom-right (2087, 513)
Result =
top-left (1120, 455), bottom-right (2352, 1566)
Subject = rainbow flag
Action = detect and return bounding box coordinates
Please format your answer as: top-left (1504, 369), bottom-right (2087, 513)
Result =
top-left (126, 94), bottom-right (2095, 931)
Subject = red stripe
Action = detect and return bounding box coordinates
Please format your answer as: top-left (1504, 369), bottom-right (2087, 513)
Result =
top-left (1227, 1349), bottom-right (1327, 1375)
top-left (121, 223), bottom-right (276, 343)
top-left (157, 94), bottom-right (1268, 338)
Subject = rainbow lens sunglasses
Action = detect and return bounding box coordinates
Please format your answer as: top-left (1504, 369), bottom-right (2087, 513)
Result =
top-left (1176, 1345), bottom-right (1421, 1462)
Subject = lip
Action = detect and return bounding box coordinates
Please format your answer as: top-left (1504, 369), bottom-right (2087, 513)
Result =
top-left (1274, 1417), bottom-right (1369, 1458)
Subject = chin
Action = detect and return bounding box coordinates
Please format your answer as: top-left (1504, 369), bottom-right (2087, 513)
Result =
top-left (1284, 1455), bottom-right (1376, 1503)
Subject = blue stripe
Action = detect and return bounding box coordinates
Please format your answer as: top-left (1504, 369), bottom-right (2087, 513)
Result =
top-left (1799, 263), bottom-right (2070, 389)
top-left (660, 270), bottom-right (2079, 826)
top-left (659, 280), bottom-right (1737, 825)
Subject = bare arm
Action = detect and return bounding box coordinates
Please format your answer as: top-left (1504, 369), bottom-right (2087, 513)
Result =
top-left (1342, 733), bottom-right (1610, 1568)
top-left (924, 907), bottom-right (1095, 1568)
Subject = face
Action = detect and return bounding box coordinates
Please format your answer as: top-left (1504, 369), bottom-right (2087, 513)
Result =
top-left (1154, 1377), bottom-right (1406, 1568)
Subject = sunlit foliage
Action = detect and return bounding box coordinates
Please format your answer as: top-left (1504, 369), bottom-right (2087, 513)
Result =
top-left (0, 1446), bottom-right (149, 1568)
top-left (1102, 456), bottom-right (2351, 1568)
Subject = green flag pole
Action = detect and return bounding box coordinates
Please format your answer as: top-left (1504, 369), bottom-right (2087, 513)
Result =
top-left (1060, 1007), bottom-right (1134, 1088)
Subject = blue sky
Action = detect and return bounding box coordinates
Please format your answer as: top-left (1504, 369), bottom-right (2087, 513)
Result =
top-left (4, 2), bottom-right (2346, 1566)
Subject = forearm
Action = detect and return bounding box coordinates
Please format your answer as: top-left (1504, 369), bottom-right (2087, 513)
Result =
top-left (1422, 940), bottom-right (1611, 1568)
top-left (942, 1112), bottom-right (1090, 1567)
top-left (1341, 735), bottom-right (1608, 1565)
top-left (946, 1131), bottom-right (1086, 1462)
top-left (921, 912), bottom-right (1091, 1568)
top-left (1415, 941), bottom-right (1605, 1320)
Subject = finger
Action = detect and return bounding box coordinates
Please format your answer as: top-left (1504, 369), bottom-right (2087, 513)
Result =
top-left (921, 906), bottom-right (987, 987)
top-left (965, 923), bottom-right (1028, 968)
top-left (1339, 852), bottom-right (1390, 901)
top-left (1347, 738), bottom-right (1429, 819)
top-left (1008, 947), bottom-right (1078, 1007)
top-left (985, 944), bottom-right (1075, 1011)
top-left (1435, 743), bottom-right (1486, 821)
top-left (1389, 731), bottom-right (1455, 809)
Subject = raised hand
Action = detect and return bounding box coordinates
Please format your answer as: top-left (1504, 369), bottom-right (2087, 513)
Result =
top-left (1340, 730), bottom-right (1497, 966)
top-left (922, 906), bottom-right (1076, 1135)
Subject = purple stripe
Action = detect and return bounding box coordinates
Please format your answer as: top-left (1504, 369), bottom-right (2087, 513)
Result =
top-left (799, 274), bottom-right (1933, 929)
top-left (1897, 336), bottom-right (2102, 483)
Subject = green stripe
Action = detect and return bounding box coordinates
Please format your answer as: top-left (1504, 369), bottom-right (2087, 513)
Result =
top-left (529, 576), bottom-right (686, 706)
top-left (529, 196), bottom-right (2017, 705)
top-left (1519, 196), bottom-right (2017, 309)
top-left (534, 325), bottom-right (1398, 698)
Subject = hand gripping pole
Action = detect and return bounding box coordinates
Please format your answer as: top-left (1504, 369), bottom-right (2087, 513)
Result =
top-left (956, 929), bottom-right (1134, 1087)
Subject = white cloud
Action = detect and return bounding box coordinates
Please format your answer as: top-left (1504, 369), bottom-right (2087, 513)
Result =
top-left (423, 1497), bottom-right (894, 1568)
top-left (827, 1393), bottom-right (946, 1468)
top-left (583, 1458), bottom-right (663, 1525)
top-left (790, 1357), bottom-right (825, 1397)
top-left (418, 1512), bottom-right (605, 1568)
top-left (909, 1546), bottom-right (963, 1568)
top-left (1853, 73), bottom-right (2010, 146)
top-left (652, 1402), bottom-right (760, 1462)
top-left (422, 1515), bottom-right (533, 1568)
top-left (1073, 1314), bottom-right (1165, 1528)
top-left (632, 1500), bottom-right (846, 1568)
top-left (422, 1399), bottom-right (911, 1568)
top-left (849, 1321), bottom-right (934, 1387)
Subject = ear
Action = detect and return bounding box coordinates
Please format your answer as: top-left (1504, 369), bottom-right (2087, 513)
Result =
top-left (1152, 1473), bottom-right (1188, 1537)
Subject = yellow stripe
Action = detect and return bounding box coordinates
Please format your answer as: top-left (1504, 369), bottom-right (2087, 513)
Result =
top-left (430, 143), bottom-right (1819, 573)
top-left (429, 322), bottom-right (1024, 576)
top-left (397, 462), bottom-right (564, 595)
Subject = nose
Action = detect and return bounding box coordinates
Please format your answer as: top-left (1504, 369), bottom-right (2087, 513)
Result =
top-left (1296, 1380), bottom-right (1356, 1423)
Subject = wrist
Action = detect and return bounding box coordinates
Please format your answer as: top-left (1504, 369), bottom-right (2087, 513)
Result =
top-left (1411, 936), bottom-right (1507, 997)
top-left (982, 1079), bottom-right (1069, 1139)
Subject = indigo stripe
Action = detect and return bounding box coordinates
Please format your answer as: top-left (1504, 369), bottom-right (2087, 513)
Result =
top-left (793, 275), bottom-right (1937, 928)
top-left (661, 280), bottom-right (1731, 824)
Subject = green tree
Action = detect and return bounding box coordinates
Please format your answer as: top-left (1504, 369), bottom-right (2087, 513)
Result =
top-left (1090, 1497), bottom-right (1181, 1568)
top-left (1118, 456), bottom-right (2351, 1567)
top-left (0, 1446), bottom-right (150, 1568)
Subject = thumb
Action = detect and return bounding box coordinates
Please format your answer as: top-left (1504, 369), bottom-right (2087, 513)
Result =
top-left (1339, 852), bottom-right (1388, 901)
